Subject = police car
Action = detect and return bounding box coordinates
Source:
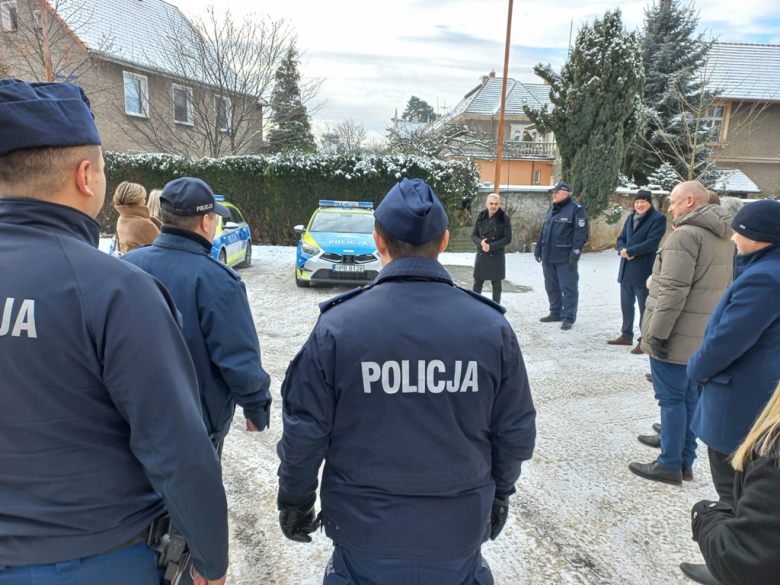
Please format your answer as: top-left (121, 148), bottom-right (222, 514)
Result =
top-left (294, 200), bottom-right (381, 287)
top-left (211, 196), bottom-right (252, 268)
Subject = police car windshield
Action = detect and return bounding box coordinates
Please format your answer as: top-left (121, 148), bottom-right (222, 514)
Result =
top-left (309, 211), bottom-right (374, 234)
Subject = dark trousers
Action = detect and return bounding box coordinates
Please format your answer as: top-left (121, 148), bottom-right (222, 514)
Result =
top-left (473, 279), bottom-right (502, 304)
top-left (0, 542), bottom-right (160, 584)
top-left (324, 544), bottom-right (494, 585)
top-left (542, 261), bottom-right (579, 323)
top-left (650, 358), bottom-right (699, 470)
top-left (620, 283), bottom-right (649, 341)
top-left (708, 447), bottom-right (737, 507)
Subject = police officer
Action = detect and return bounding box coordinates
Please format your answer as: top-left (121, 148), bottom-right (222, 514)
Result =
top-left (0, 80), bottom-right (228, 584)
top-left (535, 181), bottom-right (589, 330)
top-left (276, 178), bottom-right (537, 585)
top-left (124, 178), bottom-right (272, 455)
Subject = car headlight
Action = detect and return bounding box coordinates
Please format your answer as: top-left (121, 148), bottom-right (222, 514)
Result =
top-left (302, 243), bottom-right (320, 256)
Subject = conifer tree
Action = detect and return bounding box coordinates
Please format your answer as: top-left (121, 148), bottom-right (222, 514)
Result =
top-left (525, 10), bottom-right (644, 217)
top-left (266, 45), bottom-right (315, 153)
top-left (402, 96), bottom-right (436, 123)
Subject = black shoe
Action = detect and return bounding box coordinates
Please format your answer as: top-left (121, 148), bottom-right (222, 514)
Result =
top-left (540, 314), bottom-right (562, 323)
top-left (638, 434), bottom-right (661, 448)
top-left (561, 321), bottom-right (573, 330)
top-left (645, 373), bottom-right (653, 383)
top-left (628, 460), bottom-right (682, 486)
top-left (652, 423), bottom-right (661, 434)
top-left (683, 464), bottom-right (693, 482)
top-left (680, 562), bottom-right (719, 584)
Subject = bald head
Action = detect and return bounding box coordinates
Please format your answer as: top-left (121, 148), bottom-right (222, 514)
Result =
top-left (668, 181), bottom-right (710, 219)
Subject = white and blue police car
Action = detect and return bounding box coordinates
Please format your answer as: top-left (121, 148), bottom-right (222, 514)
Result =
top-left (294, 200), bottom-right (381, 287)
top-left (211, 195), bottom-right (253, 268)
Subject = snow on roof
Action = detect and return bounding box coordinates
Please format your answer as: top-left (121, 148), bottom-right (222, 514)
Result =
top-left (711, 169), bottom-right (761, 193)
top-left (707, 43), bottom-right (780, 102)
top-left (458, 77), bottom-right (553, 117)
top-left (56, 0), bottom-right (198, 78)
top-left (393, 119), bottom-right (428, 139)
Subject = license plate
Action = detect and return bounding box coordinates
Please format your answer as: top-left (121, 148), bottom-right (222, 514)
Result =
top-left (333, 265), bottom-right (365, 273)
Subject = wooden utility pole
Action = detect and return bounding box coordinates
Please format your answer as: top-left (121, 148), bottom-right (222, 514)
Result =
top-left (493, 0), bottom-right (514, 194)
top-left (40, 0), bottom-right (52, 81)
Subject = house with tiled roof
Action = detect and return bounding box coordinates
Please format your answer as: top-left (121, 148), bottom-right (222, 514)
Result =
top-left (0, 0), bottom-right (265, 157)
top-left (705, 43), bottom-right (780, 196)
top-left (433, 72), bottom-right (557, 186)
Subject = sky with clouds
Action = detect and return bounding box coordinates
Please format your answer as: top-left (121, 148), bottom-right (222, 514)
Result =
top-left (167, 0), bottom-right (780, 141)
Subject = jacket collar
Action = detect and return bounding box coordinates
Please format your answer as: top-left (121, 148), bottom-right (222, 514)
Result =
top-left (374, 256), bottom-right (454, 286)
top-left (116, 204), bottom-right (153, 220)
top-left (154, 226), bottom-right (213, 255)
top-left (0, 197), bottom-right (100, 247)
top-left (553, 196), bottom-right (573, 212)
top-left (478, 207), bottom-right (505, 222)
top-left (735, 242), bottom-right (780, 278)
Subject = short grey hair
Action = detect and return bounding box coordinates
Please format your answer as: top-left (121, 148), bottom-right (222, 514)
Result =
top-left (486, 194), bottom-right (501, 202)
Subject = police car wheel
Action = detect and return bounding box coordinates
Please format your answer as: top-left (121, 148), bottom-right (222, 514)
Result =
top-left (239, 241), bottom-right (252, 268)
top-left (218, 249), bottom-right (227, 265)
top-left (295, 268), bottom-right (310, 288)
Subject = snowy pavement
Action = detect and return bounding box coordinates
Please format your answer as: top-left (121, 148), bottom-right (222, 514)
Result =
top-left (103, 240), bottom-right (715, 584)
top-left (217, 246), bottom-right (717, 585)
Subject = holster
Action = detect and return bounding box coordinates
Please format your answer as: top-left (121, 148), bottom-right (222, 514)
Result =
top-left (147, 515), bottom-right (190, 585)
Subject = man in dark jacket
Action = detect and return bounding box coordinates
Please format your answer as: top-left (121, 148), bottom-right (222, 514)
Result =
top-left (124, 178), bottom-right (272, 451)
top-left (608, 189), bottom-right (667, 354)
top-left (276, 178), bottom-right (536, 585)
top-left (471, 193), bottom-right (512, 304)
top-left (0, 80), bottom-right (228, 584)
top-left (535, 182), bottom-right (589, 330)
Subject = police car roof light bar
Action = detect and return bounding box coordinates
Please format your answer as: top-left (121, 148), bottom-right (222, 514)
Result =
top-left (318, 200), bottom-right (373, 209)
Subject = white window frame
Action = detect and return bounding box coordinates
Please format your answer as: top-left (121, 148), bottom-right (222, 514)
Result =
top-left (214, 95), bottom-right (232, 132)
top-left (171, 83), bottom-right (194, 126)
top-left (123, 71), bottom-right (149, 118)
top-left (703, 102), bottom-right (730, 144)
top-left (32, 8), bottom-right (41, 29)
top-left (534, 169), bottom-right (541, 185)
top-left (1, 1), bottom-right (19, 31)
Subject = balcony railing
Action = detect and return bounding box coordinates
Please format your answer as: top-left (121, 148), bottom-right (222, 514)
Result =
top-left (501, 141), bottom-right (556, 159)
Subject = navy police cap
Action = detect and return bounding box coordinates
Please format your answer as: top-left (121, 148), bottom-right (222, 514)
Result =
top-left (0, 79), bottom-right (101, 157)
top-left (548, 181), bottom-right (571, 193)
top-left (160, 178), bottom-right (231, 218)
top-left (374, 178), bottom-right (448, 245)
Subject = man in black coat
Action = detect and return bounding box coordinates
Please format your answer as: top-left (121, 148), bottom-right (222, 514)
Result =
top-left (472, 193), bottom-right (512, 304)
top-left (608, 189), bottom-right (667, 354)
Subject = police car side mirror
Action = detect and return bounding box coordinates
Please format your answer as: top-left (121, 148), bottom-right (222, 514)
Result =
top-left (224, 221), bottom-right (239, 230)
top-left (293, 225), bottom-right (305, 234)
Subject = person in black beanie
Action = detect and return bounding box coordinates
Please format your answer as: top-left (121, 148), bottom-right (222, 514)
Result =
top-left (679, 198), bottom-right (780, 585)
top-left (609, 189), bottom-right (667, 354)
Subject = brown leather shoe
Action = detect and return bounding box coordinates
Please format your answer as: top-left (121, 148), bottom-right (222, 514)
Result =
top-left (607, 337), bottom-right (632, 346)
top-left (631, 342), bottom-right (644, 355)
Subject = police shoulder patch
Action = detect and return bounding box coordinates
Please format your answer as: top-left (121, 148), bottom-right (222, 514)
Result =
top-left (319, 284), bottom-right (374, 313)
top-left (207, 254), bottom-right (241, 280)
top-left (455, 286), bottom-right (507, 314)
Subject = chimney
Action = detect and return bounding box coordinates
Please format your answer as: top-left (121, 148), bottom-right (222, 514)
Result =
top-left (489, 70), bottom-right (496, 78)
top-left (481, 75), bottom-right (489, 85)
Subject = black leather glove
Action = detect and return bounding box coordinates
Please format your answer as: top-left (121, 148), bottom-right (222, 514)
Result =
top-left (278, 497), bottom-right (318, 543)
top-left (489, 497), bottom-right (509, 540)
top-left (568, 256), bottom-right (579, 268)
top-left (648, 336), bottom-right (669, 360)
top-left (691, 500), bottom-right (731, 542)
top-left (535, 255), bottom-right (541, 263)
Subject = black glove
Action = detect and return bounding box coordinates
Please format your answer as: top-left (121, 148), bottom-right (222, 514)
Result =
top-left (278, 497), bottom-right (318, 543)
top-left (691, 499), bottom-right (731, 542)
top-left (535, 255), bottom-right (541, 263)
top-left (568, 256), bottom-right (579, 268)
top-left (489, 497), bottom-right (510, 540)
top-left (648, 336), bottom-right (669, 360)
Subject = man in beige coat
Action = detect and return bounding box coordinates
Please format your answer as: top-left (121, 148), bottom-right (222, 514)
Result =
top-left (629, 181), bottom-right (734, 486)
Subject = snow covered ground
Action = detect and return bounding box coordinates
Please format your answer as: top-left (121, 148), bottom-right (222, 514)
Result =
top-left (102, 240), bottom-right (716, 584)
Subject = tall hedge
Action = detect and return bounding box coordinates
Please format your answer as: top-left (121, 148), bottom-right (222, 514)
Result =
top-left (101, 151), bottom-right (480, 244)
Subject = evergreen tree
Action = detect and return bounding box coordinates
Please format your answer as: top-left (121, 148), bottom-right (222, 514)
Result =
top-left (525, 10), bottom-right (644, 217)
top-left (402, 96), bottom-right (436, 123)
top-left (628, 0), bottom-right (710, 182)
top-left (266, 46), bottom-right (315, 153)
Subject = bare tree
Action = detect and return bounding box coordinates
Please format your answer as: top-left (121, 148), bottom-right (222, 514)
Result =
top-left (119, 8), bottom-right (297, 158)
top-left (335, 118), bottom-right (367, 153)
top-left (1, 0), bottom-right (113, 82)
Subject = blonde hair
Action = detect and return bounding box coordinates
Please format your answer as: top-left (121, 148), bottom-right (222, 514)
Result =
top-left (732, 381), bottom-right (780, 471)
top-left (113, 181), bottom-right (146, 207)
top-left (147, 189), bottom-right (162, 218)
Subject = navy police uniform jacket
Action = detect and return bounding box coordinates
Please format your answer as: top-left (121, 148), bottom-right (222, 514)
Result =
top-left (277, 257), bottom-right (537, 559)
top-left (0, 199), bottom-right (228, 579)
top-left (689, 243), bottom-right (780, 455)
top-left (616, 206), bottom-right (667, 287)
top-left (124, 227), bottom-right (272, 442)
top-left (535, 196), bottom-right (589, 264)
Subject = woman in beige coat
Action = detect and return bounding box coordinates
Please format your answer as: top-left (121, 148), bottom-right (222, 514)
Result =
top-left (113, 182), bottom-right (161, 254)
